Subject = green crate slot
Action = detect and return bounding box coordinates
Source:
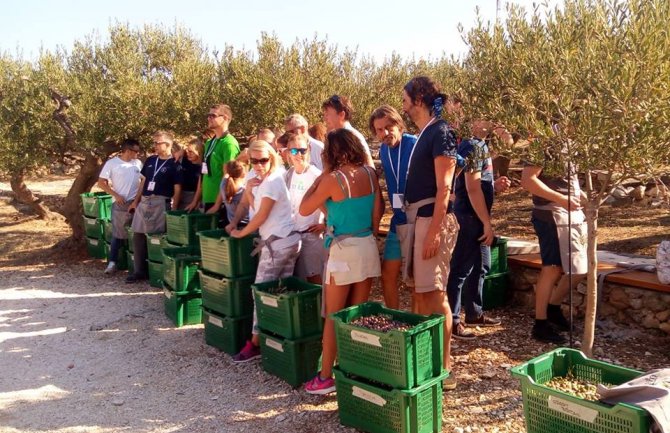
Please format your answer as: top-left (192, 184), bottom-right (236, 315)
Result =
top-left (489, 238), bottom-right (508, 274)
top-left (126, 226), bottom-right (135, 252)
top-left (202, 308), bottom-right (252, 355)
top-left (163, 285), bottom-right (202, 327)
top-left (510, 348), bottom-right (650, 433)
top-left (147, 260), bottom-right (163, 288)
top-left (334, 367), bottom-right (447, 433)
top-left (166, 210), bottom-right (217, 245)
top-left (482, 271), bottom-right (509, 311)
top-left (102, 219), bottom-right (113, 243)
top-left (126, 250), bottom-right (135, 275)
top-left (104, 241), bottom-right (128, 271)
top-left (199, 270), bottom-right (254, 317)
top-left (162, 246), bottom-right (200, 292)
top-left (252, 277), bottom-right (323, 339)
top-left (259, 331), bottom-right (322, 387)
top-left (83, 216), bottom-right (104, 239)
top-left (332, 302), bottom-right (445, 389)
top-left (197, 229), bottom-right (257, 278)
top-left (81, 192), bottom-right (112, 219)
top-left (146, 233), bottom-right (167, 263)
top-left (86, 236), bottom-right (106, 259)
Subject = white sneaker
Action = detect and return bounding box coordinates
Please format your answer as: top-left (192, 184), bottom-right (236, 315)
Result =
top-left (104, 262), bottom-right (117, 274)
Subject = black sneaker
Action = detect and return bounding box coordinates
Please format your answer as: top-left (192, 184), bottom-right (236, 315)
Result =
top-left (547, 308), bottom-right (571, 332)
top-left (125, 273), bottom-right (147, 284)
top-left (532, 321), bottom-right (567, 344)
top-left (465, 314), bottom-right (502, 327)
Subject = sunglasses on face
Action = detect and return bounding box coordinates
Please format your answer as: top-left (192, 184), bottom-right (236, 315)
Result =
top-left (289, 148), bottom-right (308, 156)
top-left (207, 113), bottom-right (223, 119)
top-left (250, 157), bottom-right (270, 165)
top-left (153, 141), bottom-right (169, 146)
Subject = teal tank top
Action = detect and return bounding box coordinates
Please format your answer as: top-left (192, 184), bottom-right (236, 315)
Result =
top-left (324, 167), bottom-right (375, 248)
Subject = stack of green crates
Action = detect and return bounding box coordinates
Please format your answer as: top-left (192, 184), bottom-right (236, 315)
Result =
top-left (511, 348), bottom-right (650, 433)
top-left (81, 192), bottom-right (112, 260)
top-left (484, 237), bottom-right (510, 310)
top-left (253, 276), bottom-right (323, 387)
top-left (145, 232), bottom-right (181, 288)
top-left (198, 229), bottom-right (257, 355)
top-left (332, 302), bottom-right (448, 433)
top-left (162, 245), bottom-right (202, 327)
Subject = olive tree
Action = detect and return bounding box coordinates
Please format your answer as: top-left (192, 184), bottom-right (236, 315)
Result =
top-left (461, 0), bottom-right (670, 355)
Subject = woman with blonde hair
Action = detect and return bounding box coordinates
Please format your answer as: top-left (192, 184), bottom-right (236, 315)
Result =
top-left (230, 140), bottom-right (301, 362)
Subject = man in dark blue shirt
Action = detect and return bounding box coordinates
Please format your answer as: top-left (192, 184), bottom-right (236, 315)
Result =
top-left (447, 137), bottom-right (502, 339)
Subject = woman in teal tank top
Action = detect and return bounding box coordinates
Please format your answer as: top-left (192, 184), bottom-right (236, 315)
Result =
top-left (300, 128), bottom-right (383, 395)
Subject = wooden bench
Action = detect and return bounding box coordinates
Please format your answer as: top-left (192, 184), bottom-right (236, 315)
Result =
top-left (508, 254), bottom-right (670, 294)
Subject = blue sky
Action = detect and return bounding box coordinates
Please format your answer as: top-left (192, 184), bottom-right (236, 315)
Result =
top-left (1, 0), bottom-right (561, 61)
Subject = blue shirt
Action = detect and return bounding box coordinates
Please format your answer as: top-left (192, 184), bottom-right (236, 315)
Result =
top-left (453, 138), bottom-right (494, 216)
top-left (380, 133), bottom-right (416, 232)
top-left (140, 156), bottom-right (183, 198)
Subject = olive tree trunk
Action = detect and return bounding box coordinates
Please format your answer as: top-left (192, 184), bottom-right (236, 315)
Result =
top-left (9, 170), bottom-right (57, 220)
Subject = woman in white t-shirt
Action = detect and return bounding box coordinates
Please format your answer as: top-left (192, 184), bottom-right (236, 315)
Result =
top-left (285, 133), bottom-right (326, 284)
top-left (230, 140), bottom-right (301, 363)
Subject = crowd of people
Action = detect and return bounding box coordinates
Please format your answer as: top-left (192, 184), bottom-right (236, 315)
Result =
top-left (96, 75), bottom-right (587, 394)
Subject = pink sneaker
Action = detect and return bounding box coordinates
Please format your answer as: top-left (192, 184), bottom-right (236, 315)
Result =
top-left (232, 341), bottom-right (261, 363)
top-left (305, 373), bottom-right (336, 395)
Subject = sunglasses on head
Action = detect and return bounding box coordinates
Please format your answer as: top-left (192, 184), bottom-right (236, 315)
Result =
top-left (250, 157), bottom-right (270, 165)
top-left (289, 148), bottom-right (308, 156)
top-left (329, 94), bottom-right (343, 111)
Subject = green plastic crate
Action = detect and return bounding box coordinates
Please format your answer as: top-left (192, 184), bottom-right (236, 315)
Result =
top-left (81, 192), bottom-right (112, 219)
top-left (482, 271), bottom-right (509, 310)
top-left (146, 233), bottom-right (167, 263)
top-left (197, 229), bottom-right (257, 278)
top-left (126, 226), bottom-right (135, 252)
top-left (162, 246), bottom-right (200, 292)
top-left (332, 302), bottom-right (444, 389)
top-left (102, 219), bottom-right (113, 243)
top-left (126, 250), bottom-right (135, 275)
top-left (148, 260), bottom-right (163, 288)
top-left (511, 348), bottom-right (650, 433)
top-left (259, 331), bottom-right (322, 387)
top-left (489, 238), bottom-right (508, 274)
top-left (202, 308), bottom-right (252, 355)
top-left (103, 241), bottom-right (128, 271)
top-left (163, 285), bottom-right (202, 327)
top-left (85, 236), bottom-right (106, 259)
top-left (199, 270), bottom-right (254, 317)
top-left (83, 216), bottom-right (104, 239)
top-left (252, 277), bottom-right (323, 339)
top-left (334, 367), bottom-right (448, 433)
top-left (166, 210), bottom-right (217, 245)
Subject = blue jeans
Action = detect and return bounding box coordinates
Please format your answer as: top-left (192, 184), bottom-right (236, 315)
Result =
top-left (446, 213), bottom-right (491, 324)
top-left (109, 237), bottom-right (122, 263)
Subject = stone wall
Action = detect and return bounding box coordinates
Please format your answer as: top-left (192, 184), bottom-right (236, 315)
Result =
top-left (509, 263), bottom-right (670, 335)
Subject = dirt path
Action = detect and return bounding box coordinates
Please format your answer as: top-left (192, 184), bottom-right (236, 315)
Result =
top-left (1, 178), bottom-right (668, 433)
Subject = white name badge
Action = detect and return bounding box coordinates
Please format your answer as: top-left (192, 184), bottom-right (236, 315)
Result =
top-left (201, 164), bottom-right (208, 174)
top-left (392, 193), bottom-right (404, 209)
top-left (147, 181), bottom-right (156, 192)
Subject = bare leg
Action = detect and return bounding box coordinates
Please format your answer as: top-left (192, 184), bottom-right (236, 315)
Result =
top-left (549, 273), bottom-right (586, 305)
top-left (320, 278), bottom-right (351, 378)
top-left (307, 274), bottom-right (323, 285)
top-left (535, 266), bottom-right (563, 319)
top-left (381, 259), bottom-right (401, 309)
top-left (415, 290), bottom-right (452, 371)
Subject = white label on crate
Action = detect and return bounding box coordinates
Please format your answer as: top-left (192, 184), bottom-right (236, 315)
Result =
top-left (548, 396), bottom-right (598, 423)
top-left (208, 315), bottom-right (223, 328)
top-left (164, 288), bottom-right (172, 299)
top-left (265, 338), bottom-right (284, 352)
top-left (350, 330), bottom-right (382, 347)
top-left (260, 295), bottom-right (278, 308)
top-left (352, 386), bottom-right (386, 407)
top-left (87, 219), bottom-right (95, 225)
top-left (150, 238), bottom-right (161, 245)
top-left (90, 239), bottom-right (98, 246)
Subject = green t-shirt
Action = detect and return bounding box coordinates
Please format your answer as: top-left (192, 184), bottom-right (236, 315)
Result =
top-left (202, 133), bottom-right (240, 203)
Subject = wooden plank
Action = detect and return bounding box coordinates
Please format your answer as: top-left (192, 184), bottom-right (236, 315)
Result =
top-left (508, 254), bottom-right (669, 293)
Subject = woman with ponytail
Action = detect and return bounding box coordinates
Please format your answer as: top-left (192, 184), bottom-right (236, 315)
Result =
top-left (206, 160), bottom-right (248, 228)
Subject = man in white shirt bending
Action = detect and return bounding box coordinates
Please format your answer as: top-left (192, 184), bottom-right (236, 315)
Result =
top-left (321, 94), bottom-right (374, 166)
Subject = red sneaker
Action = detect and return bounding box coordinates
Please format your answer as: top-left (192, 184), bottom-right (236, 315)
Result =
top-left (305, 373), bottom-right (336, 395)
top-left (232, 341), bottom-right (261, 363)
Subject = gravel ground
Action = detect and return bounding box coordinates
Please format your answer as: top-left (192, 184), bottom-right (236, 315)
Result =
top-left (1, 178), bottom-right (669, 433)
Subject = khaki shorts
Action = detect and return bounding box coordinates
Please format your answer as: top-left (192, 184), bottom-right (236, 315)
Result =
top-left (412, 213), bottom-right (459, 293)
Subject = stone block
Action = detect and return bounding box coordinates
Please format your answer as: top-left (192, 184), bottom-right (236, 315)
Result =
top-left (656, 310), bottom-right (670, 322)
top-left (608, 287), bottom-right (629, 305)
top-left (599, 303), bottom-right (618, 317)
top-left (643, 295), bottom-right (667, 313)
top-left (659, 322), bottom-right (670, 335)
top-left (641, 313), bottom-right (660, 329)
top-left (629, 298), bottom-right (643, 310)
top-left (624, 288), bottom-right (643, 299)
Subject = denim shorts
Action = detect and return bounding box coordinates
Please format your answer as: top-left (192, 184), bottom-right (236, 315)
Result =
top-left (383, 230), bottom-right (402, 261)
top-left (531, 216), bottom-right (562, 267)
